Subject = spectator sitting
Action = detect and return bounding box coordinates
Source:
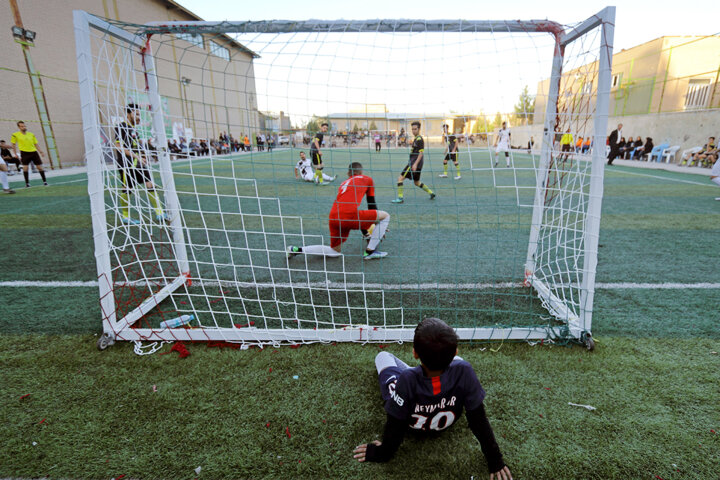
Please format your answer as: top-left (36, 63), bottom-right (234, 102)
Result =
top-left (582, 137), bottom-right (591, 154)
top-left (0, 140), bottom-right (22, 173)
top-left (619, 136), bottom-right (635, 159)
top-left (686, 136), bottom-right (717, 167)
top-left (617, 137), bottom-right (626, 156)
top-left (632, 137), bottom-right (653, 160)
top-left (575, 136), bottom-right (583, 153)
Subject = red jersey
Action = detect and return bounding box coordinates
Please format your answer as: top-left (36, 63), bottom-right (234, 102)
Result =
top-left (330, 175), bottom-right (375, 214)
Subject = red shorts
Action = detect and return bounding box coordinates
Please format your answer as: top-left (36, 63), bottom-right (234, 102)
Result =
top-left (329, 209), bottom-right (377, 248)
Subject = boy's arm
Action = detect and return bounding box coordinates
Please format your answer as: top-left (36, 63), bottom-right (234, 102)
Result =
top-left (353, 414), bottom-right (406, 463)
top-left (465, 403), bottom-right (506, 474)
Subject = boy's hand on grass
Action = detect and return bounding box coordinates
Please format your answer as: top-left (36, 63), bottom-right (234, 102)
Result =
top-left (490, 465), bottom-right (512, 480)
top-left (352, 440), bottom-right (381, 462)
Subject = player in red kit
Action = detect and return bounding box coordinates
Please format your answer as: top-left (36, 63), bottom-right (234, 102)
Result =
top-left (287, 162), bottom-right (391, 260)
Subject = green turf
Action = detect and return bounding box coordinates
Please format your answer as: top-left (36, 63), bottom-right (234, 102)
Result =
top-left (2, 148), bottom-right (720, 478)
top-left (1, 337), bottom-right (718, 479)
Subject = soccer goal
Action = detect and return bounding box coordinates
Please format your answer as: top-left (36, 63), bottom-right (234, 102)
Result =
top-left (73, 9), bottom-right (614, 351)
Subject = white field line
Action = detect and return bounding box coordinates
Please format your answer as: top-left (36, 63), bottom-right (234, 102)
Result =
top-left (1, 280), bottom-right (719, 290)
top-left (607, 168), bottom-right (714, 187)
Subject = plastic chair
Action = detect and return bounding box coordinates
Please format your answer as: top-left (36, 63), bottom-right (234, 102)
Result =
top-left (649, 143), bottom-right (669, 162)
top-left (680, 146), bottom-right (702, 166)
top-left (661, 145), bottom-right (680, 163)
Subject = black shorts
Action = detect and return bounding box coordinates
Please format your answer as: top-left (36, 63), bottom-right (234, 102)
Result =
top-left (120, 165), bottom-right (152, 190)
top-left (20, 151), bottom-right (42, 166)
top-left (444, 153), bottom-right (458, 162)
top-left (311, 150), bottom-right (322, 166)
top-left (561, 144), bottom-right (572, 152)
top-left (400, 162), bottom-right (423, 182)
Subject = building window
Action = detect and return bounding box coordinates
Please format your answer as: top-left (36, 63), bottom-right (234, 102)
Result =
top-left (684, 79), bottom-right (711, 110)
top-left (176, 33), bottom-right (204, 49)
top-left (611, 74), bottom-right (621, 89)
top-left (581, 81), bottom-right (593, 95)
top-left (210, 41), bottom-right (230, 61)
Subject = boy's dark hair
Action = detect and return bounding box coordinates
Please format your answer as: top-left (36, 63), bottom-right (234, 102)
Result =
top-left (411, 121), bottom-right (421, 128)
top-left (16, 121), bottom-right (24, 126)
top-left (348, 162), bottom-right (363, 176)
top-left (711, 136), bottom-right (716, 141)
top-left (413, 317), bottom-right (458, 371)
top-left (321, 122), bottom-right (329, 127)
top-left (126, 103), bottom-right (139, 114)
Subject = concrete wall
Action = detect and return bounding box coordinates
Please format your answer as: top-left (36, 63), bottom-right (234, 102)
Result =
top-left (511, 109), bottom-right (720, 163)
top-left (0, 0), bottom-right (257, 167)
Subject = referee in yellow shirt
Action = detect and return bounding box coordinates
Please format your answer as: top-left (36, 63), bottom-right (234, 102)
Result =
top-left (559, 128), bottom-right (574, 160)
top-left (10, 121), bottom-right (48, 188)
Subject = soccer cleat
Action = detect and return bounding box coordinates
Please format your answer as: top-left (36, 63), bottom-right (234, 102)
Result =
top-left (438, 174), bottom-right (448, 178)
top-left (363, 250), bottom-right (388, 260)
top-left (120, 216), bottom-right (140, 225)
top-left (454, 175), bottom-right (461, 180)
top-left (391, 198), bottom-right (404, 204)
top-left (287, 245), bottom-right (301, 259)
top-left (25, 183), bottom-right (31, 188)
top-left (330, 175), bottom-right (337, 182)
top-left (44, 182), bottom-right (48, 186)
top-left (715, 197), bottom-right (720, 201)
top-left (156, 212), bottom-right (170, 222)
top-left (429, 193), bottom-right (436, 200)
top-left (3, 188), bottom-right (15, 194)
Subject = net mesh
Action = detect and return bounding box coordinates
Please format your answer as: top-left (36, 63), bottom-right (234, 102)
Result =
top-left (75, 14), bottom-right (610, 347)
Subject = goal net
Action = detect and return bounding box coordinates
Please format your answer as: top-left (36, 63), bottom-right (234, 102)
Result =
top-left (73, 9), bottom-right (614, 350)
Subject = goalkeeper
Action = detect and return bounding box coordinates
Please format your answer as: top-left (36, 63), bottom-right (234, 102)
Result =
top-left (353, 317), bottom-right (513, 480)
top-left (287, 162), bottom-right (390, 260)
top-left (114, 104), bottom-right (167, 224)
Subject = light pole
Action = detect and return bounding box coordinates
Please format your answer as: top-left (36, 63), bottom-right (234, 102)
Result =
top-left (180, 76), bottom-right (196, 136)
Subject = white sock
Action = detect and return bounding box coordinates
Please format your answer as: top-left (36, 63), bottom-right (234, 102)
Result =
top-left (711, 177), bottom-right (720, 187)
top-left (0, 170), bottom-right (8, 190)
top-left (367, 216), bottom-right (390, 251)
top-left (375, 351), bottom-right (409, 373)
top-left (322, 173), bottom-right (334, 181)
top-left (301, 244), bottom-right (342, 257)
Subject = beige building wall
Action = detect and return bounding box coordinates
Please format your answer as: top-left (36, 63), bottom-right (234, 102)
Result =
top-left (535, 35), bottom-right (720, 125)
top-left (0, 0), bottom-right (259, 167)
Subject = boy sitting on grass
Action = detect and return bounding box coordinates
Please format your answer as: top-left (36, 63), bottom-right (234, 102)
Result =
top-left (353, 318), bottom-right (512, 480)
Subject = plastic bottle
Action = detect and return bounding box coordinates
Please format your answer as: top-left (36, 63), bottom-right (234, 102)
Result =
top-left (159, 314), bottom-right (195, 329)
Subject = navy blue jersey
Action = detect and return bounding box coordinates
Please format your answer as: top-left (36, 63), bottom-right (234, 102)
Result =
top-left (385, 359), bottom-right (485, 432)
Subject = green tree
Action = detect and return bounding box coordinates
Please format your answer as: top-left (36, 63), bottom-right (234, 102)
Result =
top-left (513, 85), bottom-right (535, 126)
top-left (369, 121), bottom-right (378, 131)
top-left (352, 123), bottom-right (359, 133)
top-left (305, 116), bottom-right (333, 134)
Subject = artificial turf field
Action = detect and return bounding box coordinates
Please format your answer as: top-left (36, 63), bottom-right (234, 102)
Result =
top-left (1, 147), bottom-right (719, 479)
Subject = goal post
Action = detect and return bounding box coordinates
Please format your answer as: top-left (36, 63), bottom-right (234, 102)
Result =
top-left (73, 8), bottom-right (614, 350)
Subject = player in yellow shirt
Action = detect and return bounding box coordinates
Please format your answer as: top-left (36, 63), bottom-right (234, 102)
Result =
top-left (10, 121), bottom-right (48, 188)
top-left (559, 128), bottom-right (573, 160)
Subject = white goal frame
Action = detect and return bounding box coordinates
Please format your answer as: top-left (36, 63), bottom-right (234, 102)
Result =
top-left (74, 9), bottom-right (614, 348)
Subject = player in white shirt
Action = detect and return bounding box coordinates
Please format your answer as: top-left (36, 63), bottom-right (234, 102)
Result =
top-left (493, 121), bottom-right (512, 167)
top-left (710, 156), bottom-right (720, 201)
top-left (295, 151), bottom-right (336, 183)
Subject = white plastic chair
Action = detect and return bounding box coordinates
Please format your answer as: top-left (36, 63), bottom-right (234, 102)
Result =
top-left (680, 146), bottom-right (702, 166)
top-left (662, 145), bottom-right (680, 163)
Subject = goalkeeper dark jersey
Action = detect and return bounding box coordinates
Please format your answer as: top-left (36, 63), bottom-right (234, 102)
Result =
top-left (446, 134), bottom-right (457, 152)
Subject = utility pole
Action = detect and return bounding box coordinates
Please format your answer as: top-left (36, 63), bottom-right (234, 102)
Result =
top-left (9, 0), bottom-right (61, 168)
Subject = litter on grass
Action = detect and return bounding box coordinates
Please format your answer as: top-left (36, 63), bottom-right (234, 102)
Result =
top-left (568, 402), bottom-right (596, 411)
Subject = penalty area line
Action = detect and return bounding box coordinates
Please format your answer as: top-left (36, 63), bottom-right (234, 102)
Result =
top-left (1, 281), bottom-right (719, 290)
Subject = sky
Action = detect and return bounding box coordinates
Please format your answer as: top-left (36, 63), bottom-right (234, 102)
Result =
top-left (173, 0), bottom-right (717, 124)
